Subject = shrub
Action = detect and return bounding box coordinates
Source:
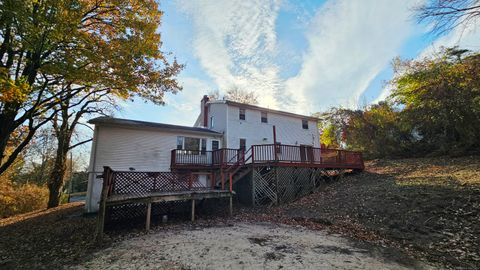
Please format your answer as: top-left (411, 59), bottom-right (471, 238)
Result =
top-left (0, 181), bottom-right (49, 218)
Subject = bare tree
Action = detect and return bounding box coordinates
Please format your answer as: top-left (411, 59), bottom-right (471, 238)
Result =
top-left (415, 0), bottom-right (480, 34)
top-left (208, 87), bottom-right (259, 105)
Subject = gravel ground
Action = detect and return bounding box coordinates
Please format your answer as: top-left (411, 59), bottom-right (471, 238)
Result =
top-left (73, 222), bottom-right (432, 270)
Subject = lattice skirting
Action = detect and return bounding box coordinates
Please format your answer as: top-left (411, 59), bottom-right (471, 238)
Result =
top-left (252, 166), bottom-right (347, 206)
top-left (105, 200), bottom-right (190, 229)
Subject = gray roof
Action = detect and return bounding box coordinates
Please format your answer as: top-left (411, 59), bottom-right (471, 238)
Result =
top-left (89, 117), bottom-right (222, 136)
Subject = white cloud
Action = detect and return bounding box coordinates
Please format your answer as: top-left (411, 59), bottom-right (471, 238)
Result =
top-left (284, 0), bottom-right (420, 114)
top-left (175, 0), bottom-right (282, 109)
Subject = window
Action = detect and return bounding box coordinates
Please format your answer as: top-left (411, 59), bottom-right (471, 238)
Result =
top-left (210, 116), bottom-right (214, 128)
top-left (184, 137), bottom-right (200, 152)
top-left (261, 112), bottom-right (268, 123)
top-left (302, 119), bottom-right (309, 129)
top-left (275, 142), bottom-right (282, 154)
top-left (212, 140), bottom-right (219, 151)
top-left (201, 138), bottom-right (207, 154)
top-left (239, 108), bottom-right (246, 120)
top-left (176, 136), bottom-right (184, 150)
top-left (177, 136), bottom-right (208, 155)
top-left (239, 138), bottom-right (246, 150)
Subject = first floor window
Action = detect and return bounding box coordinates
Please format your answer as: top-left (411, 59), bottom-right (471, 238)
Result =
top-left (177, 136), bottom-right (207, 155)
top-left (212, 140), bottom-right (219, 151)
top-left (201, 138), bottom-right (207, 154)
top-left (177, 136), bottom-right (184, 150)
top-left (275, 142), bottom-right (282, 154)
top-left (239, 138), bottom-right (246, 150)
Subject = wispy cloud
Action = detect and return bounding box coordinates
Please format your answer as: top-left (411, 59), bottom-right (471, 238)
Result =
top-left (420, 21), bottom-right (480, 57)
top-left (284, 0), bottom-right (421, 114)
top-left (175, 0), bottom-right (282, 108)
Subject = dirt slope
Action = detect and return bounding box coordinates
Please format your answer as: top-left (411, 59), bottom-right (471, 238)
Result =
top-left (269, 156), bottom-right (480, 269)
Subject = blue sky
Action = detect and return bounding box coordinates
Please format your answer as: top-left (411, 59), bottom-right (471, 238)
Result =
top-left (116, 0), bottom-right (480, 126)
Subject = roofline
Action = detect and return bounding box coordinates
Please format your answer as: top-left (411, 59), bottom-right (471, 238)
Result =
top-left (211, 100), bottom-right (318, 121)
top-left (88, 117), bottom-right (223, 137)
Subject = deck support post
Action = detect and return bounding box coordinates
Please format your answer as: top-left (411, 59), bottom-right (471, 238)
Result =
top-left (95, 167), bottom-right (111, 242)
top-left (191, 199), bottom-right (195, 222)
top-left (146, 202), bottom-right (152, 231)
top-left (229, 196), bottom-right (233, 216)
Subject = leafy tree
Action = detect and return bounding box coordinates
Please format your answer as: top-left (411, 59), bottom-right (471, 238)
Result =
top-left (391, 48), bottom-right (480, 155)
top-left (0, 0), bottom-right (183, 175)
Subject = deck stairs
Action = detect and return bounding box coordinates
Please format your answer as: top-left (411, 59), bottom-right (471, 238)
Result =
top-left (215, 147), bottom-right (253, 187)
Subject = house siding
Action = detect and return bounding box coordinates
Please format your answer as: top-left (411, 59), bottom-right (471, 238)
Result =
top-left (223, 105), bottom-right (320, 149)
top-left (85, 124), bottom-right (221, 212)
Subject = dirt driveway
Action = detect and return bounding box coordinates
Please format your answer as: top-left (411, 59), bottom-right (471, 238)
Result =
top-left (75, 222), bottom-right (432, 270)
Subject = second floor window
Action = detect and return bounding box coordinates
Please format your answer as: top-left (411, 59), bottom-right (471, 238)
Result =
top-left (261, 112), bottom-right (268, 123)
top-left (302, 119), bottom-right (309, 129)
top-left (239, 108), bottom-right (246, 120)
top-left (210, 116), bottom-right (214, 128)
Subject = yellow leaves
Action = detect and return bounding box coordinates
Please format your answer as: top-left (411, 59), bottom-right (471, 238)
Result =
top-left (0, 69), bottom-right (31, 103)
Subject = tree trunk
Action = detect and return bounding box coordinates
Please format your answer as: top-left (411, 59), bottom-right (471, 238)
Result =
top-left (47, 134), bottom-right (70, 208)
top-left (0, 104), bottom-right (19, 169)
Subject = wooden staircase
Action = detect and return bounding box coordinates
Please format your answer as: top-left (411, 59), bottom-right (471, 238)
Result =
top-left (215, 147), bottom-right (253, 188)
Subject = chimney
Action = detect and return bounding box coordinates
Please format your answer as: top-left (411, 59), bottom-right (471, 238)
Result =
top-left (201, 95), bottom-right (210, 127)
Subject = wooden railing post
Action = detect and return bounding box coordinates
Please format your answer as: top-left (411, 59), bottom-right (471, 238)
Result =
top-left (221, 170), bottom-right (225, 190)
top-left (211, 172), bottom-right (215, 189)
top-left (95, 166), bottom-right (112, 242)
top-left (189, 173), bottom-right (193, 189)
top-left (229, 173), bottom-right (233, 192)
top-left (170, 150), bottom-right (175, 168)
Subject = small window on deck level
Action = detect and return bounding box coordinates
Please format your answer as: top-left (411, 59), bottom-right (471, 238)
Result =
top-left (239, 138), bottom-right (246, 150)
top-left (212, 140), bottom-right (219, 151)
top-left (302, 119), bottom-right (309, 129)
top-left (201, 139), bottom-right (207, 154)
top-left (176, 136), bottom-right (184, 150)
top-left (261, 112), bottom-right (268, 123)
top-left (239, 108), bottom-right (246, 120)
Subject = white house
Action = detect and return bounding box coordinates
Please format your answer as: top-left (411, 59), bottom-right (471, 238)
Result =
top-left (85, 95), bottom-right (320, 212)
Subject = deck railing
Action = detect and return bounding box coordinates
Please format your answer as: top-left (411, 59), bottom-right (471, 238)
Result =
top-left (251, 144), bottom-right (363, 168)
top-left (171, 148), bottom-right (245, 168)
top-left (171, 144), bottom-right (364, 170)
top-left (103, 167), bottom-right (227, 197)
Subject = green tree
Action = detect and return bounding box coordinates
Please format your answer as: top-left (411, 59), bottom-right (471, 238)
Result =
top-left (0, 0), bottom-right (183, 175)
top-left (391, 48), bottom-right (480, 155)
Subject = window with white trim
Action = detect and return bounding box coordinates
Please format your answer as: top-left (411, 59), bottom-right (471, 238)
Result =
top-left (261, 112), bottom-right (268, 123)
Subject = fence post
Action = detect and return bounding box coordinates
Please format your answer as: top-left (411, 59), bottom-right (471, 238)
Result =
top-left (95, 166), bottom-right (111, 242)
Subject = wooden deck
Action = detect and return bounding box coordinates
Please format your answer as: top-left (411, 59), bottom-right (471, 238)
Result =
top-left (171, 144), bottom-right (364, 171)
top-left (106, 189), bottom-right (234, 206)
top-left (95, 167), bottom-right (234, 240)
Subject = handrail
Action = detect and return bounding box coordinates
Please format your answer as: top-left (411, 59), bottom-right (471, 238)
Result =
top-left (172, 145), bottom-right (364, 171)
